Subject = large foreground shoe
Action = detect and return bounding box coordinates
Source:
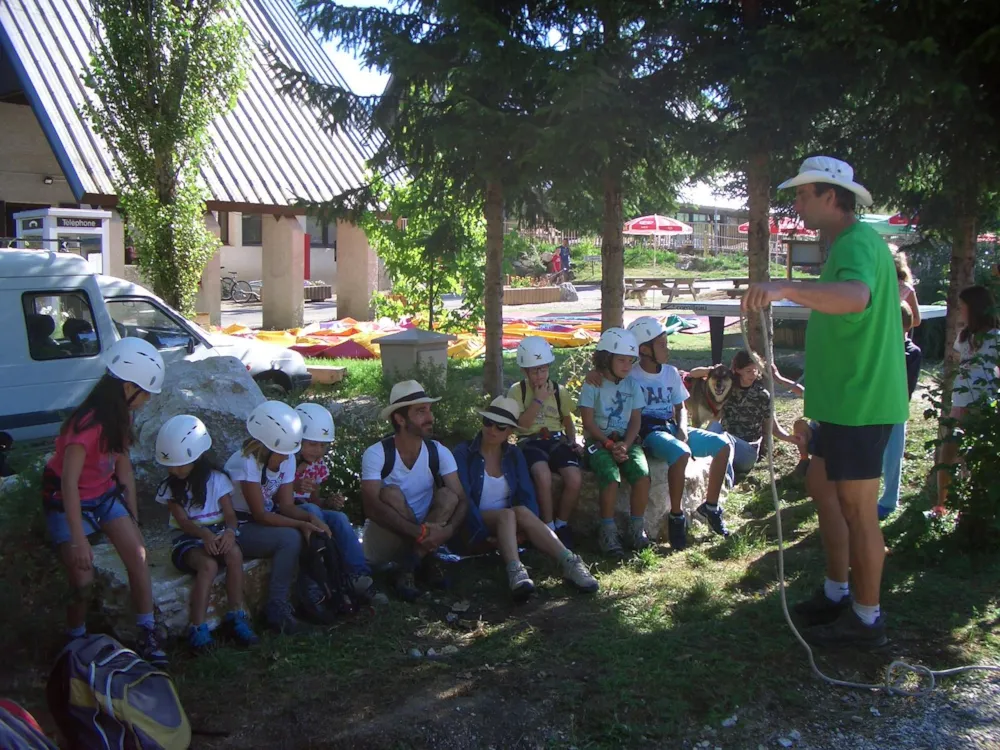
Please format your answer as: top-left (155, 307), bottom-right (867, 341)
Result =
top-left (598, 523), bottom-right (626, 559)
top-left (803, 606), bottom-right (887, 650)
top-left (695, 502), bottom-right (730, 538)
top-left (187, 623), bottom-right (215, 655)
top-left (793, 587), bottom-right (852, 628)
top-left (629, 517), bottom-right (652, 550)
top-left (137, 625), bottom-right (169, 667)
top-left (561, 554), bottom-right (599, 593)
top-left (222, 610), bottom-right (260, 647)
top-left (667, 513), bottom-right (687, 551)
top-left (507, 562), bottom-right (535, 601)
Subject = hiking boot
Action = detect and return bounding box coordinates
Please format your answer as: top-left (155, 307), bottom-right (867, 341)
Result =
top-left (793, 586), bottom-right (852, 628)
top-left (264, 600), bottom-right (306, 635)
top-left (561, 554), bottom-right (599, 594)
top-left (695, 502), bottom-right (730, 538)
top-left (222, 610), bottom-right (260, 647)
top-left (137, 625), bottom-right (169, 667)
top-left (417, 555), bottom-right (451, 590)
top-left (352, 575), bottom-right (389, 606)
top-left (629, 517), bottom-right (652, 550)
top-left (392, 569), bottom-right (422, 603)
top-left (803, 607), bottom-right (888, 650)
top-left (598, 523), bottom-right (626, 559)
top-left (667, 513), bottom-right (688, 551)
top-left (506, 562), bottom-right (535, 601)
top-left (187, 623), bottom-right (215, 655)
top-left (555, 524), bottom-right (575, 550)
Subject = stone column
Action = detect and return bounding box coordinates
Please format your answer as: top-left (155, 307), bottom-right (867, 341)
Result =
top-left (336, 220), bottom-right (378, 321)
top-left (196, 213), bottom-right (223, 326)
top-left (262, 215), bottom-right (304, 330)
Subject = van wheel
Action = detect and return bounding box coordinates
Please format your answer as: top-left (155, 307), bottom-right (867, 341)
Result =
top-left (255, 373), bottom-right (290, 399)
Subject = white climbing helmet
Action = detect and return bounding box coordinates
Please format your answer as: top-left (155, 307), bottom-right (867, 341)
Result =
top-left (105, 337), bottom-right (164, 394)
top-left (246, 401), bottom-right (303, 455)
top-left (596, 327), bottom-right (639, 357)
top-left (295, 402), bottom-right (335, 442)
top-left (516, 336), bottom-right (555, 368)
top-left (155, 415), bottom-right (212, 467)
top-left (627, 316), bottom-right (668, 347)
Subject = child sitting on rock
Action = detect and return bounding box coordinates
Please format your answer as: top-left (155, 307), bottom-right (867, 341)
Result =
top-left (154, 415), bottom-right (259, 654)
top-left (293, 403), bottom-right (386, 605)
top-left (578, 328), bottom-right (651, 558)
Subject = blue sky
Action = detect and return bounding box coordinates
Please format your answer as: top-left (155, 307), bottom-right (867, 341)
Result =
top-left (319, 0), bottom-right (390, 97)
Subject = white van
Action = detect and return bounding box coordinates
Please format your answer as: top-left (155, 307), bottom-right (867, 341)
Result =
top-left (0, 250), bottom-right (312, 442)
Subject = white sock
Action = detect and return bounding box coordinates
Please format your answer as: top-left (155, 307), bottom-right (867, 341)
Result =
top-left (852, 602), bottom-right (880, 626)
top-left (824, 578), bottom-right (850, 603)
top-left (554, 519), bottom-right (568, 529)
top-left (546, 521), bottom-right (556, 531)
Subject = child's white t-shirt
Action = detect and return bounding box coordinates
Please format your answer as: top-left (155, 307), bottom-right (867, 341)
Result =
top-left (360, 440), bottom-right (458, 523)
top-left (628, 364), bottom-right (689, 421)
top-left (953, 329), bottom-right (1000, 408)
top-left (225, 450), bottom-right (297, 514)
top-left (155, 470), bottom-right (232, 529)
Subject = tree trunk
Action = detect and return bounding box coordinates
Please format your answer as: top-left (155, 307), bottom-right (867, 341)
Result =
top-left (484, 179), bottom-right (505, 397)
top-left (601, 164), bottom-right (625, 330)
top-left (745, 146), bottom-right (772, 355)
top-left (941, 202), bottom-right (978, 415)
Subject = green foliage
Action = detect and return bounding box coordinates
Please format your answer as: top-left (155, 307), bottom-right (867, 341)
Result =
top-left (359, 173), bottom-right (486, 331)
top-left (84, 0), bottom-right (248, 315)
top-left (623, 247), bottom-right (679, 268)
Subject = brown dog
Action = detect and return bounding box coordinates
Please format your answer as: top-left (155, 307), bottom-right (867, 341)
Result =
top-left (685, 365), bottom-right (734, 428)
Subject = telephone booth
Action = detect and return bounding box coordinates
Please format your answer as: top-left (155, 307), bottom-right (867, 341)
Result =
top-left (14, 207), bottom-right (112, 273)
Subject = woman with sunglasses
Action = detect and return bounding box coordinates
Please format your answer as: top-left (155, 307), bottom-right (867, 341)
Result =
top-left (453, 397), bottom-right (599, 601)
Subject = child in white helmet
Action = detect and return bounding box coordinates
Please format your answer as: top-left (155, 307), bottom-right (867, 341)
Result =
top-left (224, 400), bottom-right (330, 634)
top-left (293, 402), bottom-right (387, 605)
top-left (154, 415), bottom-right (259, 653)
top-left (41, 337), bottom-right (168, 666)
top-left (578, 328), bottom-right (651, 558)
top-left (508, 336), bottom-right (584, 549)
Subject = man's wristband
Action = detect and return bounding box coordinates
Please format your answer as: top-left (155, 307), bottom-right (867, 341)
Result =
top-left (416, 523), bottom-right (428, 543)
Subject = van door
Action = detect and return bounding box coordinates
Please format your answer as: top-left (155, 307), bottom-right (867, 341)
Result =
top-left (104, 296), bottom-right (213, 366)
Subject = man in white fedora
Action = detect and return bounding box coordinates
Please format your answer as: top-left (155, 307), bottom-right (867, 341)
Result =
top-left (743, 156), bottom-right (908, 649)
top-left (360, 380), bottom-right (467, 601)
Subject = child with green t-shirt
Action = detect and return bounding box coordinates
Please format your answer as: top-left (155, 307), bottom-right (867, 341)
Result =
top-left (578, 328), bottom-right (651, 558)
top-left (508, 336), bottom-right (584, 549)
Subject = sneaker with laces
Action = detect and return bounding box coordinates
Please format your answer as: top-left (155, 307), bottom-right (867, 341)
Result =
top-left (393, 569), bottom-right (422, 602)
top-left (187, 623), bottom-right (215, 654)
top-left (223, 610), bottom-right (260, 647)
top-left (561, 554), bottom-right (599, 593)
top-left (695, 502), bottom-right (730, 538)
top-left (598, 523), bottom-right (626, 559)
top-left (137, 625), bottom-right (169, 667)
top-left (803, 606), bottom-right (887, 650)
top-left (353, 575), bottom-right (389, 605)
top-left (629, 517), bottom-right (652, 550)
top-left (555, 524), bottom-right (574, 550)
top-left (507, 562), bottom-right (535, 601)
top-left (793, 586), bottom-right (852, 628)
top-left (667, 513), bottom-right (687, 551)
top-left (264, 600), bottom-right (306, 635)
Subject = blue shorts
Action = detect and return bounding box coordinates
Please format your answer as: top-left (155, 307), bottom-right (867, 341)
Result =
top-left (44, 489), bottom-right (131, 547)
top-left (171, 523), bottom-right (229, 575)
top-left (643, 424), bottom-right (729, 467)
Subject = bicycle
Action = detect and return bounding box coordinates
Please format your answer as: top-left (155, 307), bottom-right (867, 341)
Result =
top-left (221, 269), bottom-right (253, 303)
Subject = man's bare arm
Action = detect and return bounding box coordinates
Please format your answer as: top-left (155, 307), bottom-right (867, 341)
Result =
top-left (361, 479), bottom-right (422, 539)
top-left (782, 280), bottom-right (871, 315)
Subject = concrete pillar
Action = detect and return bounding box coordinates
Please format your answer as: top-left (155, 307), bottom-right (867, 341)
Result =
top-left (262, 215), bottom-right (304, 330)
top-left (196, 212), bottom-right (222, 326)
top-left (336, 220), bottom-right (378, 321)
top-left (107, 211), bottom-right (127, 279)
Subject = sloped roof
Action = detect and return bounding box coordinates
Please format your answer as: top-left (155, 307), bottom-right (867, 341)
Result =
top-left (0, 0), bottom-right (375, 212)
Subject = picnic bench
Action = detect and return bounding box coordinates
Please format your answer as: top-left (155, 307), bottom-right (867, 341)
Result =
top-left (624, 277), bottom-right (702, 306)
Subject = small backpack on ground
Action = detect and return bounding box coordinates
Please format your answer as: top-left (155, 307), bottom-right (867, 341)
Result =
top-left (380, 436), bottom-right (442, 487)
top-left (0, 701), bottom-right (58, 750)
top-left (46, 634), bottom-right (190, 750)
top-left (297, 534), bottom-right (357, 624)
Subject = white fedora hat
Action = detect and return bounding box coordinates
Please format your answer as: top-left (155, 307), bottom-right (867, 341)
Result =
top-left (478, 396), bottom-right (522, 429)
top-left (777, 156), bottom-right (873, 208)
top-left (380, 380), bottom-right (441, 421)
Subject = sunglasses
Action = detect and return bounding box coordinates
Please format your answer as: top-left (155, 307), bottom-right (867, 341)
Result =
top-left (482, 417), bottom-right (512, 431)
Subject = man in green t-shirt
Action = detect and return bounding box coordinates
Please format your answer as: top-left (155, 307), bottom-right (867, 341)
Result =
top-left (743, 156), bottom-right (908, 650)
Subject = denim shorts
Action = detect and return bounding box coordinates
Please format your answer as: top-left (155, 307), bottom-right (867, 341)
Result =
top-left (44, 489), bottom-right (131, 547)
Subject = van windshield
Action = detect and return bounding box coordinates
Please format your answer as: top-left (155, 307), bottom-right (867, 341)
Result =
top-left (106, 298), bottom-right (201, 351)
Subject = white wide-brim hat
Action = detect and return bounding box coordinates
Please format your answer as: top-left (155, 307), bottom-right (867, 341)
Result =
top-left (380, 380), bottom-right (441, 420)
top-left (478, 396), bottom-right (522, 429)
top-left (777, 156), bottom-right (873, 208)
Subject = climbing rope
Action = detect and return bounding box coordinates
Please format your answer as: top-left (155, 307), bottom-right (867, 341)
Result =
top-left (740, 308), bottom-right (1000, 696)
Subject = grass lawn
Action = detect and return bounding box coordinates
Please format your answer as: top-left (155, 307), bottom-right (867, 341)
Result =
top-left (1, 332), bottom-right (997, 748)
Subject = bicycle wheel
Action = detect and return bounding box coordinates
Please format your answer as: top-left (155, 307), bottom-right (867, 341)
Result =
top-left (221, 277), bottom-right (234, 301)
top-left (231, 280), bottom-right (253, 304)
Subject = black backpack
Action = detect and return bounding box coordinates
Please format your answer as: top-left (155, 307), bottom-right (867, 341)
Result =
top-left (519, 380), bottom-right (563, 416)
top-left (297, 534), bottom-right (357, 624)
top-left (380, 436), bottom-right (442, 488)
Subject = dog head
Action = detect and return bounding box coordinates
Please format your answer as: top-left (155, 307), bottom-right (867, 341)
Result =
top-left (705, 365), bottom-right (734, 403)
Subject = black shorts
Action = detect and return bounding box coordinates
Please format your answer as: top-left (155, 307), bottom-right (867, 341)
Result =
top-left (810, 422), bottom-right (893, 481)
top-left (520, 438), bottom-right (581, 472)
top-left (171, 524), bottom-right (229, 575)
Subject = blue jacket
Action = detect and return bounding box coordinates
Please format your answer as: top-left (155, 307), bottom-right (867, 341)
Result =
top-left (453, 433), bottom-right (539, 550)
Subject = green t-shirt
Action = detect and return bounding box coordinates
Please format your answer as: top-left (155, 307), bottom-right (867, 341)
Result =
top-left (803, 222), bottom-right (909, 426)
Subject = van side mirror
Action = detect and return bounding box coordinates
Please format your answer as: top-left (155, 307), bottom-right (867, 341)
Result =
top-left (186, 337), bottom-right (196, 355)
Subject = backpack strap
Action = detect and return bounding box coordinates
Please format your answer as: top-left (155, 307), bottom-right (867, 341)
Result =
top-left (380, 436), bottom-right (396, 481)
top-left (519, 379), bottom-right (527, 405)
top-left (552, 380), bottom-right (563, 416)
top-left (425, 439), bottom-right (442, 488)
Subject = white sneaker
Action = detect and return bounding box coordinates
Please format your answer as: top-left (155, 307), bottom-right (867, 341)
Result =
top-left (561, 554), bottom-right (599, 593)
top-left (507, 562), bottom-right (535, 601)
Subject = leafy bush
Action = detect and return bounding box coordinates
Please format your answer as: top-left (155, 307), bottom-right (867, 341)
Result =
top-left (950, 393), bottom-right (1000, 551)
top-left (623, 246), bottom-right (679, 267)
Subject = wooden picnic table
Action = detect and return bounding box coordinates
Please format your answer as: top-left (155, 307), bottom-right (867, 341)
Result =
top-left (624, 277), bottom-right (702, 305)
